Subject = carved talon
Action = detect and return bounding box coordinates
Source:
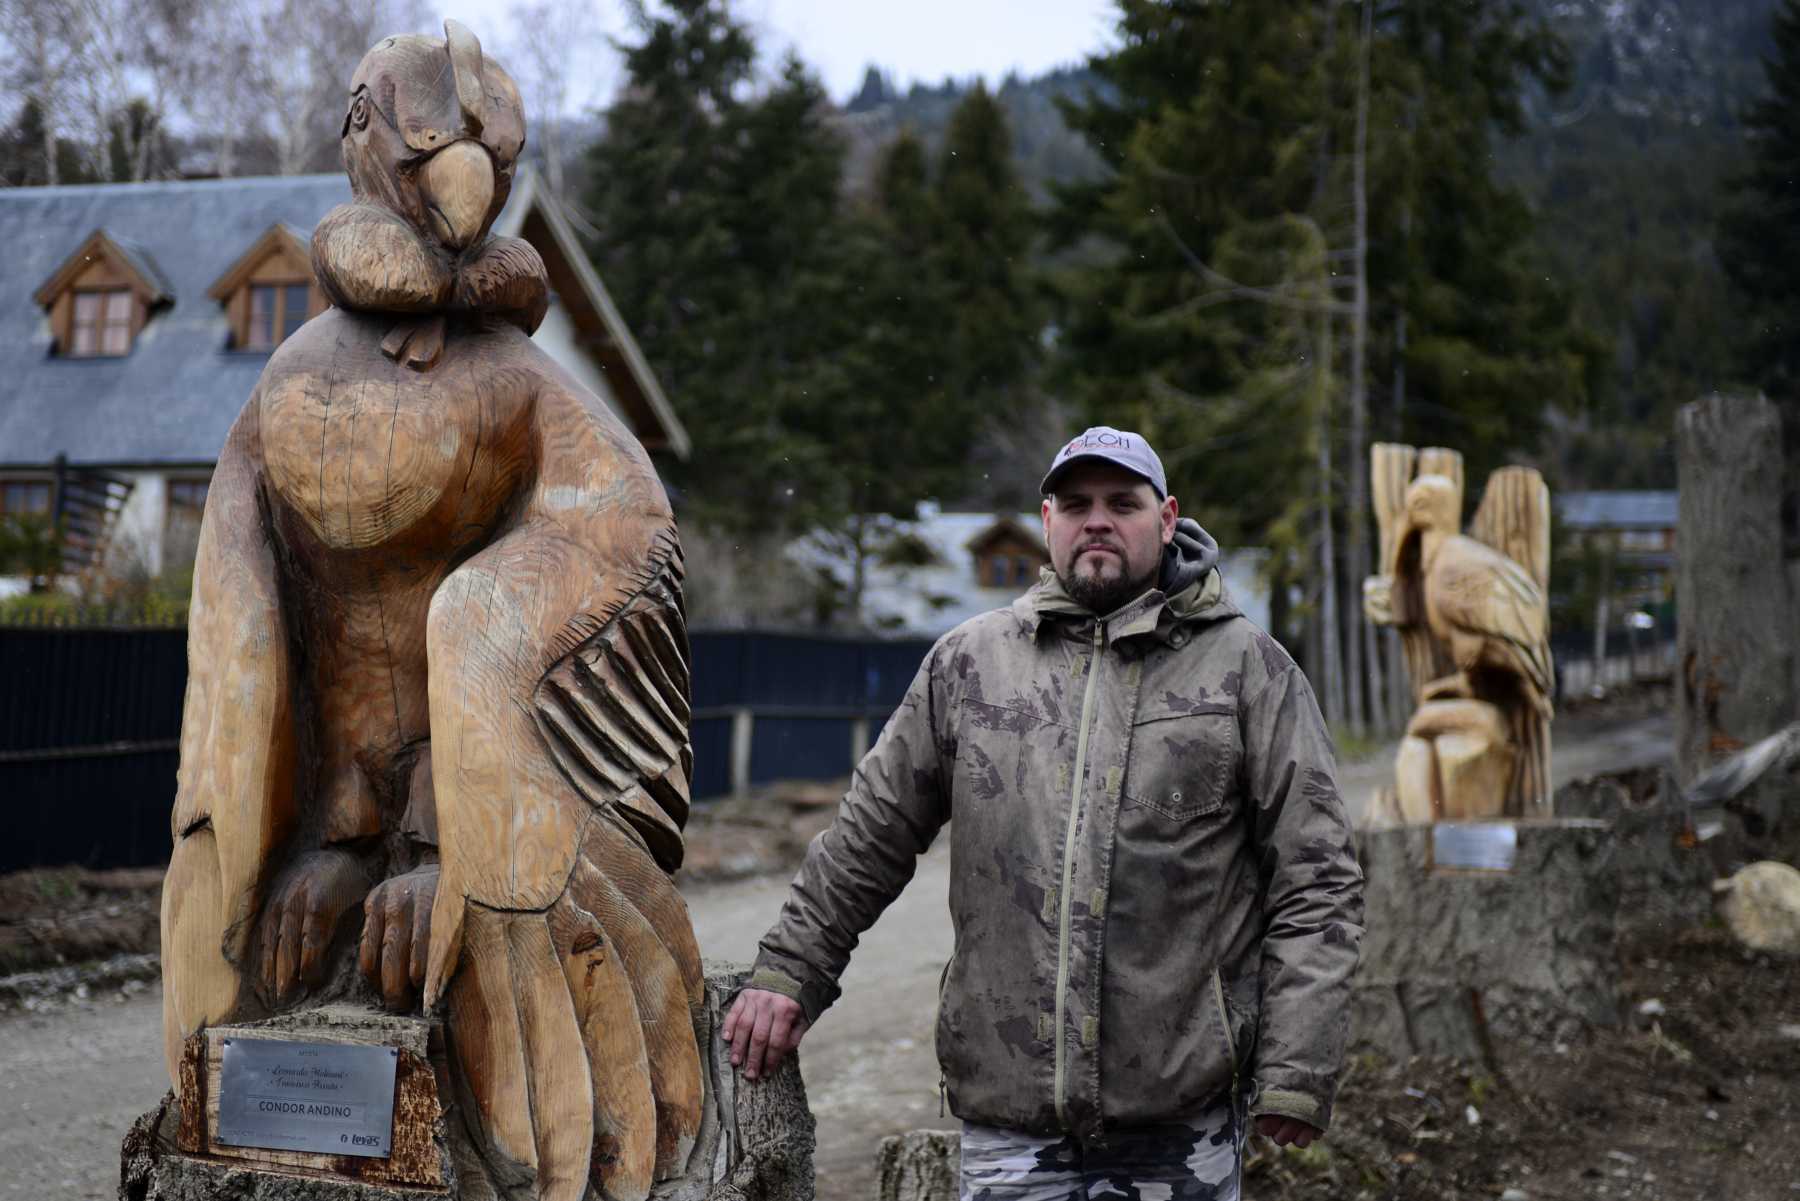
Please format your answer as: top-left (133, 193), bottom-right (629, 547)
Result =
top-left (360, 865), bottom-right (440, 1012)
top-left (257, 849), bottom-right (370, 1005)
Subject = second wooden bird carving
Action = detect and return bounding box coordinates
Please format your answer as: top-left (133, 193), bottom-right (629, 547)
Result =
top-left (1364, 444), bottom-right (1555, 822)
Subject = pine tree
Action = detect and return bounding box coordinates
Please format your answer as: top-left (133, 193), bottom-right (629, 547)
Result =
top-left (1051, 0), bottom-right (1594, 729)
top-left (1719, 0), bottom-right (1800, 517)
top-left (581, 4), bottom-right (826, 531)
top-left (581, 8), bottom-right (991, 619)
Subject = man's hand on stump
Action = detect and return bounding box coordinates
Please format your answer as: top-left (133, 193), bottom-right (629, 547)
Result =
top-left (1255, 1116), bottom-right (1321, 1148)
top-left (723, 987), bottom-right (808, 1082)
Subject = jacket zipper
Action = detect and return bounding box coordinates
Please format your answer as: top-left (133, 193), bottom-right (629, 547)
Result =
top-left (1053, 621), bottom-right (1105, 1129)
top-left (1212, 967), bottom-right (1241, 1106)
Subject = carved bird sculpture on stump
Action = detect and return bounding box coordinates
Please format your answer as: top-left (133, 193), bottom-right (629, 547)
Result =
top-left (160, 21), bottom-right (703, 1201)
top-left (1389, 472), bottom-right (1555, 814)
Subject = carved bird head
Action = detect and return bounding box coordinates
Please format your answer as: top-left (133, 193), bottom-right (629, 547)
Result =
top-left (339, 19), bottom-right (524, 254)
top-left (1390, 473), bottom-right (1461, 575)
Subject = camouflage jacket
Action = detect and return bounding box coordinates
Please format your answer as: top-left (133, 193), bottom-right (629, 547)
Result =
top-left (751, 548), bottom-right (1364, 1140)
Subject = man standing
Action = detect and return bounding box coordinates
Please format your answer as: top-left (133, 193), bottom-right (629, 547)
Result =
top-left (726, 428), bottom-right (1364, 1199)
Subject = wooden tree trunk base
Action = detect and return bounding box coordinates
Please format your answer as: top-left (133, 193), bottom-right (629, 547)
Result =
top-left (1351, 820), bottom-right (1622, 1067)
top-left (121, 969), bottom-right (815, 1201)
top-left (875, 1130), bottom-right (960, 1201)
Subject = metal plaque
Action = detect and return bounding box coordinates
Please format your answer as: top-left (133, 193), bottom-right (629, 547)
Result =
top-left (1431, 821), bottom-right (1518, 872)
top-left (217, 1037), bottom-right (399, 1157)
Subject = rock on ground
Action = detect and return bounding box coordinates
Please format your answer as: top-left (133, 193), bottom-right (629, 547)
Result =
top-left (1716, 860), bottom-right (1800, 955)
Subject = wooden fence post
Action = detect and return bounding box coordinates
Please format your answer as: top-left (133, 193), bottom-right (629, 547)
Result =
top-left (730, 707), bottom-right (755, 799)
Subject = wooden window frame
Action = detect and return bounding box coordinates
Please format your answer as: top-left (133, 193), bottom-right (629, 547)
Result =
top-left (67, 287), bottom-right (138, 358)
top-left (241, 280), bottom-right (313, 351)
top-left (0, 477), bottom-right (55, 519)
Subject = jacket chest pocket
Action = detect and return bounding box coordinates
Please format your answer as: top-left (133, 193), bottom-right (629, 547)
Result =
top-left (1123, 710), bottom-right (1238, 820)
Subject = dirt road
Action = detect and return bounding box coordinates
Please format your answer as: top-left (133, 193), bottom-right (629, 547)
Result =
top-left (0, 711), bottom-right (1672, 1201)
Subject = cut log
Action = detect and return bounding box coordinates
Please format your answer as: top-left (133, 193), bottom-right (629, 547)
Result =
top-left (875, 1130), bottom-right (961, 1201)
top-left (1352, 820), bottom-right (1621, 1065)
top-left (1676, 395), bottom-right (1794, 834)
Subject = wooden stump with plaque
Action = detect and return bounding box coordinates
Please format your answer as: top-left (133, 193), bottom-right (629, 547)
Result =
top-left (172, 1007), bottom-right (446, 1190)
top-left (122, 971), bottom-right (817, 1201)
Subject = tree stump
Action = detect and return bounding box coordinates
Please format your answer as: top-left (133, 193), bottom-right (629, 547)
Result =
top-left (1676, 395), bottom-right (1794, 834)
top-left (1351, 821), bottom-right (1621, 1066)
top-left (874, 1131), bottom-right (960, 1201)
top-left (120, 969), bottom-right (815, 1201)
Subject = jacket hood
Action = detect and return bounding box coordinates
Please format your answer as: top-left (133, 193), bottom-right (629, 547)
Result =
top-left (1160, 517), bottom-right (1218, 595)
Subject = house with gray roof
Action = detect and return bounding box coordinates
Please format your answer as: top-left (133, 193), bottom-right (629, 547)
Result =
top-left (1555, 489), bottom-right (1677, 607)
top-left (0, 169), bottom-right (686, 592)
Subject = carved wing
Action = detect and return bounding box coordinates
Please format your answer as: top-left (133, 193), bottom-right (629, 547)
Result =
top-left (1469, 465), bottom-right (1550, 594)
top-left (1428, 534), bottom-right (1554, 713)
top-left (421, 365), bottom-right (702, 1201)
top-left (533, 537), bottom-right (694, 873)
top-left (161, 398), bottom-right (298, 1086)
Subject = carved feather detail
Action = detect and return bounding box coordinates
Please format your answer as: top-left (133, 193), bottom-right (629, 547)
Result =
top-left (535, 530), bottom-right (693, 872)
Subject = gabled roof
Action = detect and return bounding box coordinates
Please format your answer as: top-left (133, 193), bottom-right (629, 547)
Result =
top-left (964, 514), bottom-right (1045, 555)
top-left (494, 169), bottom-right (690, 459)
top-left (0, 169), bottom-right (685, 469)
top-left (1556, 490), bottom-right (1677, 531)
top-left (205, 222), bottom-right (312, 301)
top-left (31, 227), bottom-right (174, 307)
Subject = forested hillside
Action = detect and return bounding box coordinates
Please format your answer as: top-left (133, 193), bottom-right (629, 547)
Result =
top-left (838, 0), bottom-right (1779, 490)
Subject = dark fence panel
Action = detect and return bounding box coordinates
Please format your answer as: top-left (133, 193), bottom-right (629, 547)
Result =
top-left (1, 625), bottom-right (935, 870)
top-left (688, 631), bottom-right (933, 711)
top-left (688, 714), bottom-right (731, 801)
top-left (0, 626), bottom-right (186, 751)
top-left (2, 748), bottom-right (177, 870)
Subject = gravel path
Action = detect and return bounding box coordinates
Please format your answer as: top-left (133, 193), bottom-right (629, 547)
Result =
top-left (0, 711), bottom-right (1671, 1201)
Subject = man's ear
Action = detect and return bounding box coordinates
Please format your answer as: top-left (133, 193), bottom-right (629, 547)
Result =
top-left (1041, 497), bottom-right (1053, 545)
top-left (1161, 494), bottom-right (1179, 544)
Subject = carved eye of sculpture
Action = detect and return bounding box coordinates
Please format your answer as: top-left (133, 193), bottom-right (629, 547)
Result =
top-left (349, 93), bottom-right (370, 132)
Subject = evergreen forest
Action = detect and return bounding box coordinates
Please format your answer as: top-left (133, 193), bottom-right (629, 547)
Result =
top-left (5, 0), bottom-right (1800, 734)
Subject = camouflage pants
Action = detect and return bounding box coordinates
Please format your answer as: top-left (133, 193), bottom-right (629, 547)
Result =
top-left (959, 1101), bottom-right (1244, 1201)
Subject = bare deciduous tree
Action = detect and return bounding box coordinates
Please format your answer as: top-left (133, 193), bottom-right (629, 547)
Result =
top-left (500, 0), bottom-right (607, 197)
top-left (0, 0), bottom-right (85, 183)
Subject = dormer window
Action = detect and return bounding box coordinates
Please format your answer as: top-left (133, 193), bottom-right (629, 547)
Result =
top-left (71, 289), bottom-right (135, 357)
top-left (208, 223), bottom-right (321, 352)
top-left (34, 229), bottom-right (171, 359)
top-left (980, 553), bottom-right (1039, 588)
top-left (246, 282), bottom-right (311, 350)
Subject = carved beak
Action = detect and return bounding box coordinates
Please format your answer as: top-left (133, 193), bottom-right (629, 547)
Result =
top-left (417, 140), bottom-right (494, 250)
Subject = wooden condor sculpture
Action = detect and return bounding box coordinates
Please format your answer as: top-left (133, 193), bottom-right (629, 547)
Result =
top-left (160, 20), bottom-right (702, 1200)
top-left (1364, 444), bottom-right (1555, 823)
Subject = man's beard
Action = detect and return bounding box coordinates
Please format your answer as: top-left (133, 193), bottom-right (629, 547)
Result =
top-left (1059, 560), bottom-right (1160, 616)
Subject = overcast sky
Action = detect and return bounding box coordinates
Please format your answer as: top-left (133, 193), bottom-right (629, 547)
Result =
top-left (458, 0), bottom-right (1118, 114)
top-left (740, 0), bottom-right (1118, 99)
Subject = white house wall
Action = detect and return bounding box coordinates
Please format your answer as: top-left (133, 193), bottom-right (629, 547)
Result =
top-left (101, 470), bottom-right (172, 579)
top-left (533, 298), bottom-right (627, 425)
